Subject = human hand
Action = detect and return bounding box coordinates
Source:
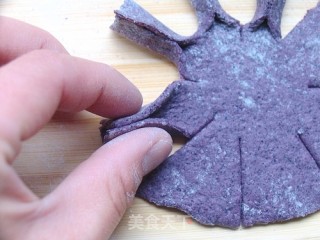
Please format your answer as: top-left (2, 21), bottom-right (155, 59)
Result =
top-left (0, 17), bottom-right (172, 240)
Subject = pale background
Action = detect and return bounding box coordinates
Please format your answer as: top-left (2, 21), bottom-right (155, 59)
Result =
top-left (0, 0), bottom-right (319, 239)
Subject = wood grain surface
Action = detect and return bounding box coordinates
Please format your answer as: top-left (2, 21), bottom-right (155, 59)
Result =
top-left (1, 0), bottom-right (320, 239)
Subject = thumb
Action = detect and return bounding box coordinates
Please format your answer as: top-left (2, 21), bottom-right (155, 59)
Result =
top-left (36, 128), bottom-right (172, 239)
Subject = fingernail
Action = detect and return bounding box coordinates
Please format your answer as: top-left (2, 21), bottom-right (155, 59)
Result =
top-left (142, 137), bottom-right (172, 175)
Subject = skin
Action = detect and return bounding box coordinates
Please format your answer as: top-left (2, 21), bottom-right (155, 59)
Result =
top-left (0, 17), bottom-right (173, 240)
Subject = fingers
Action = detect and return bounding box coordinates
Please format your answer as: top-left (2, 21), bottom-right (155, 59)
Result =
top-left (0, 17), bottom-right (68, 65)
top-left (19, 128), bottom-right (172, 239)
top-left (0, 49), bottom-right (142, 163)
top-left (0, 157), bottom-right (39, 240)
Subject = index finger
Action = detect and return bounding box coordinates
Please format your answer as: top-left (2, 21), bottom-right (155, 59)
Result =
top-left (0, 49), bottom-right (142, 163)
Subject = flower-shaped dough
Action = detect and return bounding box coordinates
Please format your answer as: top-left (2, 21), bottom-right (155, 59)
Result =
top-left (101, 0), bottom-right (320, 228)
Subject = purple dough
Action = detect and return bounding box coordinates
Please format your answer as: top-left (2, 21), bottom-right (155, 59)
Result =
top-left (100, 0), bottom-right (320, 228)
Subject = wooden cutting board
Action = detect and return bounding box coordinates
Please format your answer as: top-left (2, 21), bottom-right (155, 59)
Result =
top-left (1, 0), bottom-right (320, 239)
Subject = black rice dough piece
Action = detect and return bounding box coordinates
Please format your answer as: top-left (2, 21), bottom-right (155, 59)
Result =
top-left (101, 0), bottom-right (320, 228)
